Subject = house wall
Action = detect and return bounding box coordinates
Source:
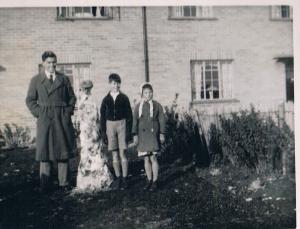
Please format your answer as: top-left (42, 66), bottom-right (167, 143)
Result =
top-left (0, 6), bottom-right (293, 135)
top-left (0, 7), bottom-right (146, 133)
top-left (145, 6), bottom-right (293, 112)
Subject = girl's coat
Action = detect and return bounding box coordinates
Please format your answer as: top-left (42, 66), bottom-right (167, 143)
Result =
top-left (132, 100), bottom-right (165, 152)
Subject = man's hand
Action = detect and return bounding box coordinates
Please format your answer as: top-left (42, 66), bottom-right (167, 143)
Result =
top-left (133, 135), bottom-right (139, 146)
top-left (160, 134), bottom-right (165, 144)
top-left (126, 132), bottom-right (133, 144)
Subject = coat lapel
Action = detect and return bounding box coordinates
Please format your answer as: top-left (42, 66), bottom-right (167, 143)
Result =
top-left (40, 72), bottom-right (52, 95)
top-left (48, 72), bottom-right (63, 96)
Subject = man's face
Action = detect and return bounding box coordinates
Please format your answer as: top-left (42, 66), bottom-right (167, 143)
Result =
top-left (110, 81), bottom-right (121, 93)
top-left (43, 57), bottom-right (57, 73)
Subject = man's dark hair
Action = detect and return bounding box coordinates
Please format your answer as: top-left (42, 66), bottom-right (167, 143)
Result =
top-left (42, 51), bottom-right (57, 62)
top-left (108, 73), bottom-right (121, 83)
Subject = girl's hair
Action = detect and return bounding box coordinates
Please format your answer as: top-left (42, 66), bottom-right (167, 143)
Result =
top-left (141, 83), bottom-right (153, 94)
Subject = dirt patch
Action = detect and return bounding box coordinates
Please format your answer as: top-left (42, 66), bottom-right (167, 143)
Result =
top-left (0, 149), bottom-right (296, 229)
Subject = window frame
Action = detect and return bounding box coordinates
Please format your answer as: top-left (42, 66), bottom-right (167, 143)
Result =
top-left (190, 59), bottom-right (236, 104)
top-left (38, 62), bottom-right (92, 100)
top-left (57, 7), bottom-right (113, 20)
top-left (168, 6), bottom-right (217, 20)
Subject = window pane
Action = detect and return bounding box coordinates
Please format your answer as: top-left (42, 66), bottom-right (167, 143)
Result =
top-left (83, 7), bottom-right (91, 13)
top-left (212, 71), bottom-right (218, 80)
top-left (59, 7), bottom-right (66, 17)
top-left (205, 71), bottom-right (211, 81)
top-left (281, 6), bottom-right (290, 18)
top-left (74, 7), bottom-right (83, 14)
top-left (191, 6), bottom-right (196, 16)
top-left (213, 91), bottom-right (219, 99)
top-left (213, 80), bottom-right (219, 88)
top-left (183, 6), bottom-right (191, 16)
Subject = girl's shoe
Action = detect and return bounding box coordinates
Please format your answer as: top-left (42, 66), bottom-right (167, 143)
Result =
top-left (143, 180), bottom-right (152, 190)
top-left (149, 181), bottom-right (158, 192)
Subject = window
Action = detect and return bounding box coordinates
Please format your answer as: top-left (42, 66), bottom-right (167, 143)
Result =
top-left (56, 64), bottom-right (91, 97)
top-left (39, 63), bottom-right (91, 98)
top-left (169, 6), bottom-right (214, 19)
top-left (57, 7), bottom-right (112, 19)
top-left (271, 5), bottom-right (293, 20)
top-left (285, 61), bottom-right (294, 102)
top-left (191, 60), bottom-right (233, 101)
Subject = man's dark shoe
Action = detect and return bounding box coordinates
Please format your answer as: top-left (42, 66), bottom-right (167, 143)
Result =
top-left (121, 177), bottom-right (128, 190)
top-left (143, 180), bottom-right (152, 191)
top-left (149, 181), bottom-right (158, 192)
top-left (59, 185), bottom-right (72, 193)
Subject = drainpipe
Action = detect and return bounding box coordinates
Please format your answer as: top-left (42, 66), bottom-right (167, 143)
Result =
top-left (142, 6), bottom-right (150, 82)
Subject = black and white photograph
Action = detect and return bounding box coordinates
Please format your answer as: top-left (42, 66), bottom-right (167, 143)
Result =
top-left (0, 1), bottom-right (298, 228)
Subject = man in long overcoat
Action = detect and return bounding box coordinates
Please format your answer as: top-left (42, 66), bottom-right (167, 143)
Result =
top-left (26, 51), bottom-right (76, 192)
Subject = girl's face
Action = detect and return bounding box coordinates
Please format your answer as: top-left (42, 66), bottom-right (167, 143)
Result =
top-left (142, 88), bottom-right (153, 101)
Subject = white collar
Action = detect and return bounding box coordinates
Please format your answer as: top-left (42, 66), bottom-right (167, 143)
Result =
top-left (139, 99), bottom-right (153, 118)
top-left (45, 71), bottom-right (56, 80)
top-left (110, 91), bottom-right (120, 96)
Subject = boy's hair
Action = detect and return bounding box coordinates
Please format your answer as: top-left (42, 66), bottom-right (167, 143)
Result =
top-left (108, 73), bottom-right (121, 83)
top-left (42, 51), bottom-right (57, 62)
top-left (141, 83), bottom-right (153, 93)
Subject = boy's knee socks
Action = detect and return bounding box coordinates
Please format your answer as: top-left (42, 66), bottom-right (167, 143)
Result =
top-left (121, 159), bottom-right (128, 177)
top-left (113, 160), bottom-right (121, 177)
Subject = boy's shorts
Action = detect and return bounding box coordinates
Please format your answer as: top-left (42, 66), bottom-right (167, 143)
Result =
top-left (106, 119), bottom-right (127, 151)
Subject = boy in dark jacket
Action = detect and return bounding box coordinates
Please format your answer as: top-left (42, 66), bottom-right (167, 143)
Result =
top-left (100, 73), bottom-right (133, 190)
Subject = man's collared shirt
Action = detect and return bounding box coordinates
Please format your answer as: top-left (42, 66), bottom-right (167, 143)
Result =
top-left (45, 71), bottom-right (56, 81)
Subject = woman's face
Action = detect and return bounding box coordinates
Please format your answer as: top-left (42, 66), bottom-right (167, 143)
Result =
top-left (82, 87), bottom-right (92, 95)
top-left (142, 88), bottom-right (153, 101)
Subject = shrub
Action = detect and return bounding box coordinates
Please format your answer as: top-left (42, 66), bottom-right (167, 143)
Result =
top-left (161, 94), bottom-right (210, 167)
top-left (208, 106), bottom-right (295, 175)
top-left (1, 123), bottom-right (32, 149)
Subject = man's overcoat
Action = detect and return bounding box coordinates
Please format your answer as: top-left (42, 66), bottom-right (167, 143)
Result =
top-left (26, 71), bottom-right (76, 161)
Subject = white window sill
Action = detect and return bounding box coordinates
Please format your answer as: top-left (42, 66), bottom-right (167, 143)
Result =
top-left (270, 18), bottom-right (293, 22)
top-left (168, 16), bottom-right (218, 21)
top-left (191, 98), bottom-right (240, 104)
top-left (57, 16), bottom-right (113, 21)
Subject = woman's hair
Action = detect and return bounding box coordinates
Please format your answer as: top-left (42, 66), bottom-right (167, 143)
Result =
top-left (141, 83), bottom-right (153, 94)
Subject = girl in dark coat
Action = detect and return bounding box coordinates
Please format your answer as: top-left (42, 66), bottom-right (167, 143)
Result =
top-left (132, 83), bottom-right (165, 191)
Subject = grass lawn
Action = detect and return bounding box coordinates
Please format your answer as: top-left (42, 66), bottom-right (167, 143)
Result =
top-left (0, 148), bottom-right (296, 229)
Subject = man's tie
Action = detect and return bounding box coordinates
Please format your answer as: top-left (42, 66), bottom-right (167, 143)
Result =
top-left (49, 74), bottom-right (53, 84)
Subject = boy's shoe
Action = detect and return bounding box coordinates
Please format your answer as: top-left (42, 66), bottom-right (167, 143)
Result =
top-left (143, 180), bottom-right (152, 191)
top-left (149, 181), bottom-right (158, 192)
top-left (113, 177), bottom-right (121, 190)
top-left (121, 177), bottom-right (128, 190)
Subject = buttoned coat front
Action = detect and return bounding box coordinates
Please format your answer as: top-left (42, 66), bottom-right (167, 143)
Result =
top-left (132, 100), bottom-right (166, 152)
top-left (26, 71), bottom-right (76, 161)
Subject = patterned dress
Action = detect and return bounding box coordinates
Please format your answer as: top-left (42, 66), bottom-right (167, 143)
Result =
top-left (74, 93), bottom-right (113, 192)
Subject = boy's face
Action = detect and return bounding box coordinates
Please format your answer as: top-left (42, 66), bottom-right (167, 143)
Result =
top-left (142, 88), bottom-right (153, 101)
top-left (43, 57), bottom-right (56, 74)
top-left (110, 80), bottom-right (121, 93)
